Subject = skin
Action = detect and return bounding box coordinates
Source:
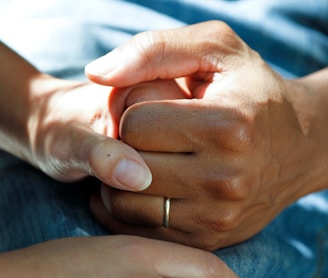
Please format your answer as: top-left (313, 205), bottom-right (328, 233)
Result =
top-left (86, 21), bottom-right (328, 251)
top-left (0, 41), bottom-right (236, 276)
top-left (0, 235), bottom-right (237, 278)
top-left (0, 41), bottom-right (183, 191)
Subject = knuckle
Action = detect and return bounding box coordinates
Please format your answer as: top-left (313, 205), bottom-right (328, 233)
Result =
top-left (208, 208), bottom-right (241, 233)
top-left (132, 31), bottom-right (155, 55)
top-left (120, 103), bottom-right (144, 140)
top-left (201, 20), bottom-right (247, 67)
top-left (196, 201), bottom-right (241, 235)
top-left (119, 105), bottom-right (139, 142)
top-left (120, 102), bottom-right (155, 148)
top-left (220, 176), bottom-right (251, 200)
top-left (107, 190), bottom-right (127, 217)
top-left (230, 119), bottom-right (254, 151)
top-left (212, 20), bottom-right (248, 53)
top-left (131, 30), bottom-right (166, 68)
top-left (201, 174), bottom-right (250, 201)
top-left (211, 20), bottom-right (234, 37)
top-left (218, 117), bottom-right (254, 153)
top-left (204, 102), bottom-right (255, 153)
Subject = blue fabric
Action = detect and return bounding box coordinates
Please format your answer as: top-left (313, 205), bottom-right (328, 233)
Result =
top-left (0, 151), bottom-right (107, 251)
top-left (1, 0), bottom-right (327, 79)
top-left (0, 1), bottom-right (327, 277)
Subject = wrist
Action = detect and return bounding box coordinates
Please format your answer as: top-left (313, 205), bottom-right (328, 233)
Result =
top-left (0, 68), bottom-right (73, 168)
top-left (285, 68), bottom-right (328, 195)
top-left (24, 74), bottom-right (67, 166)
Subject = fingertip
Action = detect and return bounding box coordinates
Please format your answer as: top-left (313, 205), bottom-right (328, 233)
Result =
top-left (84, 47), bottom-right (143, 88)
top-left (156, 242), bottom-right (238, 278)
top-left (88, 137), bottom-right (152, 192)
top-left (203, 253), bottom-right (239, 278)
top-left (113, 158), bottom-right (152, 191)
top-left (89, 191), bottom-right (100, 213)
top-left (89, 189), bottom-right (113, 226)
top-left (84, 68), bottom-right (105, 85)
top-left (84, 49), bottom-right (123, 86)
top-left (85, 61), bottom-right (137, 88)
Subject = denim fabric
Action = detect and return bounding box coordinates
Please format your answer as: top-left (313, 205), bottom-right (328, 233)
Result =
top-left (0, 1), bottom-right (327, 277)
top-left (0, 151), bottom-right (107, 252)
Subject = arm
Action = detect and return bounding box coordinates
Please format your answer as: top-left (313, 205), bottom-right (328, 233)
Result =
top-left (0, 41), bottom-right (153, 190)
top-left (0, 235), bottom-right (237, 277)
top-left (0, 40), bottom-right (42, 164)
top-left (86, 21), bottom-right (328, 250)
top-left (0, 42), bottom-right (236, 278)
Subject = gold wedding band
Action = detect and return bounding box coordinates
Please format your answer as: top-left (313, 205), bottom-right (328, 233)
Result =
top-left (163, 197), bottom-right (170, 228)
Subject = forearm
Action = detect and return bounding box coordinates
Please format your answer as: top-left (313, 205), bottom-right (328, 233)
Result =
top-left (0, 239), bottom-right (93, 277)
top-left (0, 41), bottom-right (45, 164)
top-left (0, 42), bottom-right (69, 167)
top-left (0, 40), bottom-right (153, 189)
top-left (0, 247), bottom-right (44, 278)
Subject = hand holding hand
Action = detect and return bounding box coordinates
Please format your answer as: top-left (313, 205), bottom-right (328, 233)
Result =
top-left (86, 21), bottom-right (328, 250)
top-left (27, 76), bottom-right (186, 191)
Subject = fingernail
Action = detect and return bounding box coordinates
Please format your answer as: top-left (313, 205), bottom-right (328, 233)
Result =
top-left (113, 158), bottom-right (152, 191)
top-left (85, 49), bottom-right (121, 77)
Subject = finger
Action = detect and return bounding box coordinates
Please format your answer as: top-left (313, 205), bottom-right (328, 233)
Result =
top-left (124, 79), bottom-right (189, 107)
top-left (87, 135), bottom-right (152, 191)
top-left (90, 190), bottom-right (194, 246)
top-left (85, 21), bottom-right (244, 87)
top-left (153, 244), bottom-right (238, 278)
top-left (137, 152), bottom-right (204, 198)
top-left (91, 187), bottom-right (238, 251)
top-left (98, 184), bottom-right (240, 237)
top-left (91, 192), bottom-right (224, 251)
top-left (120, 99), bottom-right (207, 152)
top-left (151, 241), bottom-right (238, 278)
top-left (16, 234), bottom-right (237, 278)
top-left (92, 185), bottom-right (239, 251)
top-left (151, 237), bottom-right (239, 278)
top-left (101, 185), bottom-right (164, 227)
top-left (108, 79), bottom-right (188, 128)
top-left (121, 93), bottom-right (250, 153)
top-left (99, 185), bottom-right (204, 232)
top-left (52, 126), bottom-right (152, 191)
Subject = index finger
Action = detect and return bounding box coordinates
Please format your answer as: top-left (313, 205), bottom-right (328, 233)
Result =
top-left (85, 21), bottom-right (246, 87)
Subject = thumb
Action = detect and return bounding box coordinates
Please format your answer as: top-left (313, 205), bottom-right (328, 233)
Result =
top-left (44, 127), bottom-right (152, 191)
top-left (87, 134), bottom-right (152, 191)
top-left (85, 21), bottom-right (236, 87)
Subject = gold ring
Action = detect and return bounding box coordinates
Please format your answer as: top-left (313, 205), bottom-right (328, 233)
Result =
top-left (163, 197), bottom-right (170, 228)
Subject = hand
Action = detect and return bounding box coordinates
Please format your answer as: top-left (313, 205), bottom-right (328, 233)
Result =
top-left (0, 235), bottom-right (237, 277)
top-left (86, 21), bottom-right (328, 250)
top-left (0, 41), bottom-right (187, 191)
top-left (28, 76), bottom-right (185, 191)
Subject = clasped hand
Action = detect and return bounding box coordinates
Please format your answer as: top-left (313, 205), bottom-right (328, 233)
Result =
top-left (86, 21), bottom-right (326, 251)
